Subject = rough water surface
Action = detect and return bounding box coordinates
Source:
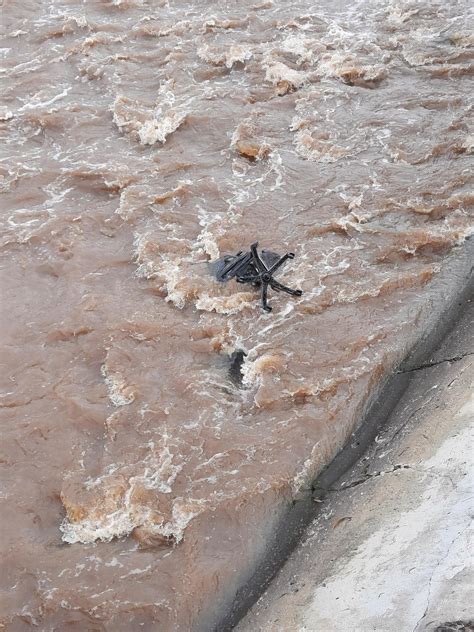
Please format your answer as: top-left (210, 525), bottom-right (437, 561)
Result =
top-left (0, 0), bottom-right (473, 629)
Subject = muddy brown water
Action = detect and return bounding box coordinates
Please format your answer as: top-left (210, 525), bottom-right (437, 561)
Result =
top-left (1, 0), bottom-right (473, 630)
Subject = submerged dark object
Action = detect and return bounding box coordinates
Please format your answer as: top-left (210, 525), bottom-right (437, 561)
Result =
top-left (212, 242), bottom-right (303, 312)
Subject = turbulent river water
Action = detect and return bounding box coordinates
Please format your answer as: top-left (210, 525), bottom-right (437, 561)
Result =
top-left (1, 0), bottom-right (473, 629)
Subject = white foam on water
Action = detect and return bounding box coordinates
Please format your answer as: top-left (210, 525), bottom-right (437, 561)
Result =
top-left (101, 364), bottom-right (135, 406)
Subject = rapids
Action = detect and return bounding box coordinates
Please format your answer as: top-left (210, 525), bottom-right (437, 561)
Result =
top-left (1, 0), bottom-right (472, 629)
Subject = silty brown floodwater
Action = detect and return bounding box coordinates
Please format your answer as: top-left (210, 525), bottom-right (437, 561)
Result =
top-left (0, 0), bottom-right (473, 629)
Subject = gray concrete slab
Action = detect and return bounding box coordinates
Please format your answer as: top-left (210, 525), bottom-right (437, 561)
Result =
top-left (236, 302), bottom-right (473, 632)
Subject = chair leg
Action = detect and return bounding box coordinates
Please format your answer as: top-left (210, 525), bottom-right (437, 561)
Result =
top-left (261, 282), bottom-right (272, 311)
top-left (250, 242), bottom-right (268, 273)
top-left (270, 279), bottom-right (302, 296)
top-left (268, 252), bottom-right (294, 275)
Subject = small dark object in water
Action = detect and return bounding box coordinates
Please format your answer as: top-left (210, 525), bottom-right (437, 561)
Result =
top-left (211, 242), bottom-right (303, 312)
top-left (228, 349), bottom-right (247, 386)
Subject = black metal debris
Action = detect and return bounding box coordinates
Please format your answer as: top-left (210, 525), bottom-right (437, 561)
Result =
top-left (212, 241), bottom-right (303, 312)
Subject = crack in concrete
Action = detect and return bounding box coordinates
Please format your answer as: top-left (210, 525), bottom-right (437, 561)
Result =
top-left (313, 463), bottom-right (412, 494)
top-left (374, 392), bottom-right (438, 462)
top-left (447, 360), bottom-right (473, 388)
top-left (412, 523), bottom-right (471, 632)
top-left (397, 351), bottom-right (474, 374)
top-left (314, 461), bottom-right (457, 496)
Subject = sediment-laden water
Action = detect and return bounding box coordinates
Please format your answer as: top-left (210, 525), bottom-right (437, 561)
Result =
top-left (1, 0), bottom-right (472, 629)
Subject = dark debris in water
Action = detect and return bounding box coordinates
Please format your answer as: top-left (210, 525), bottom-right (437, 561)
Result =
top-left (228, 349), bottom-right (247, 388)
top-left (211, 241), bottom-right (302, 312)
